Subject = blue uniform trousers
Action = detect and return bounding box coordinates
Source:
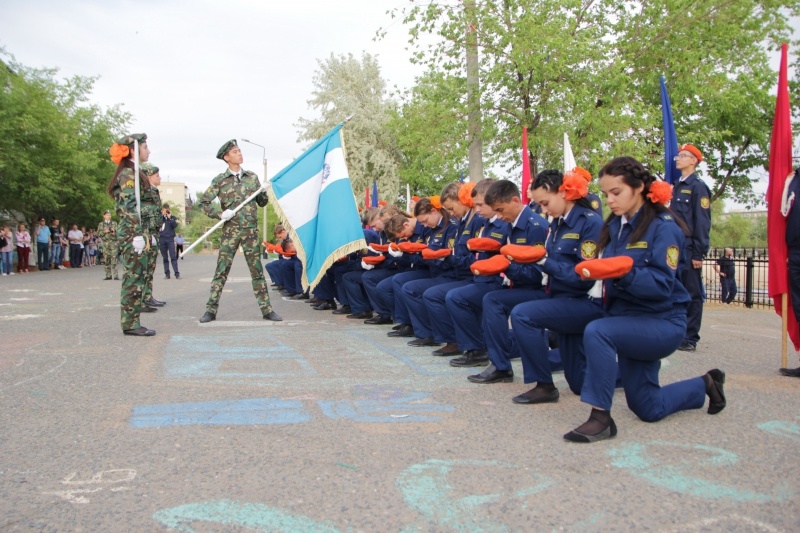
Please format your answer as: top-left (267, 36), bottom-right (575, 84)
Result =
top-left (265, 260), bottom-right (284, 287)
top-left (331, 261), bottom-right (359, 306)
top-left (390, 270), bottom-right (431, 325)
top-left (403, 276), bottom-right (459, 339)
top-left (363, 269), bottom-right (397, 318)
top-left (278, 260), bottom-right (303, 294)
top-left (342, 270), bottom-right (371, 314)
top-left (788, 247), bottom-right (800, 322)
top-left (680, 264), bottom-right (704, 344)
top-left (445, 280), bottom-right (503, 351)
top-left (580, 313), bottom-right (705, 421)
top-left (424, 280), bottom-right (471, 343)
top-left (510, 296), bottom-right (605, 392)
top-left (313, 271), bottom-right (336, 301)
top-left (483, 288), bottom-right (546, 372)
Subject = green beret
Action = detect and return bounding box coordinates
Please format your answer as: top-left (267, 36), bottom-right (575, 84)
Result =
top-left (216, 139), bottom-right (238, 160)
top-left (117, 133), bottom-right (147, 146)
top-left (141, 162), bottom-right (160, 176)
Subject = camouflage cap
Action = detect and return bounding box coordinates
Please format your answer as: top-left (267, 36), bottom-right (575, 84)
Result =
top-left (104, 210), bottom-right (111, 215)
top-left (117, 133), bottom-right (147, 146)
top-left (141, 162), bottom-right (160, 176)
top-left (216, 139), bottom-right (238, 160)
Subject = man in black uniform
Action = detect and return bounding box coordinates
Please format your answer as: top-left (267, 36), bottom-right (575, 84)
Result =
top-left (780, 168), bottom-right (800, 377)
top-left (671, 143), bottom-right (711, 352)
top-left (713, 248), bottom-right (736, 304)
top-left (159, 204), bottom-right (180, 279)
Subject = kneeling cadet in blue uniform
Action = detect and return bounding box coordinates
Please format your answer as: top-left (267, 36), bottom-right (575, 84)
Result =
top-left (340, 207), bottom-right (384, 319)
top-left (564, 156), bottom-right (726, 443)
top-left (465, 179), bottom-right (549, 382)
top-left (509, 167), bottom-right (605, 403)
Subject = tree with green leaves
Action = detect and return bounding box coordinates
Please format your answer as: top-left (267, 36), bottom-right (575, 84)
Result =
top-left (295, 52), bottom-right (401, 204)
top-left (383, 0), bottom-right (800, 206)
top-left (0, 51), bottom-right (130, 229)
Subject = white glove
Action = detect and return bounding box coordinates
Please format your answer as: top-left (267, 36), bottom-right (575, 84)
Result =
top-left (132, 236), bottom-right (146, 255)
top-left (221, 209), bottom-right (235, 221)
top-left (261, 181), bottom-right (270, 192)
top-left (361, 261), bottom-right (375, 270)
top-left (388, 246), bottom-right (403, 258)
top-left (537, 257), bottom-right (547, 266)
top-left (151, 235), bottom-right (157, 246)
top-left (501, 274), bottom-right (512, 287)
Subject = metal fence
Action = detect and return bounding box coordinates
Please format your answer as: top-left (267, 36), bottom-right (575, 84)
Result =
top-left (703, 248), bottom-right (772, 309)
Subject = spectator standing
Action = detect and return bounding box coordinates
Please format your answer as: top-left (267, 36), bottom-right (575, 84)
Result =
top-left (0, 225), bottom-right (13, 275)
top-left (97, 210), bottom-right (119, 280)
top-left (15, 223), bottom-right (31, 273)
top-left (35, 217), bottom-right (51, 271)
top-left (68, 224), bottom-right (83, 268)
top-left (86, 230), bottom-right (98, 266)
top-left (175, 234), bottom-right (185, 258)
top-left (50, 219), bottom-right (64, 270)
top-left (58, 226), bottom-right (68, 267)
top-left (714, 248), bottom-right (737, 304)
top-left (158, 203), bottom-right (180, 279)
top-left (81, 227), bottom-right (91, 266)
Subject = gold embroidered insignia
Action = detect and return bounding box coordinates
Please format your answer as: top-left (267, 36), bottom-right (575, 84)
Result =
top-left (448, 238), bottom-right (455, 248)
top-left (626, 241), bottom-right (648, 249)
top-left (591, 200), bottom-right (599, 209)
top-left (124, 180), bottom-right (135, 189)
top-left (515, 238), bottom-right (527, 243)
top-left (581, 241), bottom-right (597, 259)
top-left (562, 233), bottom-right (580, 239)
top-left (666, 245), bottom-right (680, 270)
top-left (700, 197), bottom-right (710, 209)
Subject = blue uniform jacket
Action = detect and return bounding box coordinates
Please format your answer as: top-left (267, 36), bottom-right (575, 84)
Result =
top-left (505, 205), bottom-right (548, 288)
top-left (671, 173), bottom-right (711, 261)
top-left (587, 192), bottom-right (604, 217)
top-left (440, 210), bottom-right (485, 278)
top-left (540, 204), bottom-right (602, 297)
top-left (604, 211), bottom-right (691, 317)
top-left (472, 216), bottom-right (512, 284)
top-left (422, 216), bottom-right (460, 278)
top-left (786, 170), bottom-right (800, 247)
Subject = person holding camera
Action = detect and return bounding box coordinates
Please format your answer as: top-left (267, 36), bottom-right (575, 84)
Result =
top-left (159, 203), bottom-right (180, 279)
top-left (98, 210), bottom-right (119, 280)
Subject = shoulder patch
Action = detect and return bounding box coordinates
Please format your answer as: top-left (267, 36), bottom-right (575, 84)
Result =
top-left (580, 240), bottom-right (597, 260)
top-left (700, 197), bottom-right (710, 209)
top-left (626, 241), bottom-right (648, 249)
top-left (591, 200), bottom-right (599, 209)
top-left (666, 245), bottom-right (680, 270)
top-left (124, 180), bottom-right (135, 189)
top-left (447, 238), bottom-right (455, 248)
top-left (561, 233), bottom-right (580, 240)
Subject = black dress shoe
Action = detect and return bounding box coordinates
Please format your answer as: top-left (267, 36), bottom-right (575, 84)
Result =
top-left (408, 337), bottom-right (439, 347)
top-left (165, 273), bottom-right (170, 279)
top-left (175, 272), bottom-right (180, 279)
top-left (347, 311), bottom-right (373, 319)
top-left (104, 276), bottom-right (112, 280)
top-left (468, 364), bottom-right (514, 384)
top-left (313, 301), bottom-right (337, 311)
top-left (281, 291), bottom-right (299, 297)
top-left (512, 386), bottom-right (560, 404)
top-left (199, 311), bottom-right (216, 323)
top-left (432, 343), bottom-right (463, 356)
top-left (308, 297), bottom-right (320, 304)
top-left (145, 297), bottom-right (165, 307)
top-left (273, 285), bottom-right (284, 290)
top-left (677, 341), bottom-right (696, 352)
top-left (387, 324), bottom-right (413, 337)
top-left (141, 306), bottom-right (157, 313)
top-left (449, 349), bottom-right (489, 367)
top-left (291, 292), bottom-right (310, 300)
top-left (564, 417), bottom-right (617, 443)
top-left (123, 326), bottom-right (156, 336)
top-left (706, 368), bottom-right (726, 414)
top-left (263, 311), bottom-right (283, 321)
top-left (331, 305), bottom-right (352, 315)
top-left (779, 366), bottom-right (800, 377)
top-left (364, 315), bottom-right (393, 325)
top-left (391, 323), bottom-right (403, 330)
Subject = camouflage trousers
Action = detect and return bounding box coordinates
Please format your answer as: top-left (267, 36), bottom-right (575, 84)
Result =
top-left (205, 227), bottom-right (272, 316)
top-left (104, 242), bottom-right (119, 278)
top-left (119, 237), bottom-right (149, 331)
top-left (143, 234), bottom-right (159, 302)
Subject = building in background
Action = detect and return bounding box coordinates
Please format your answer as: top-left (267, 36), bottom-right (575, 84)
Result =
top-left (159, 181), bottom-right (189, 224)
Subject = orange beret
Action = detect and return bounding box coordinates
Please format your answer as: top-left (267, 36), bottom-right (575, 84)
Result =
top-left (412, 195), bottom-right (420, 202)
top-left (371, 243), bottom-right (390, 252)
top-left (422, 248), bottom-right (451, 260)
top-left (363, 255), bottom-right (386, 265)
top-left (275, 245), bottom-right (284, 254)
top-left (467, 237), bottom-right (503, 252)
top-left (575, 256), bottom-right (634, 280)
top-left (678, 144), bottom-right (703, 163)
top-left (471, 255), bottom-right (510, 276)
top-left (264, 242), bottom-right (274, 252)
top-left (398, 242), bottom-right (429, 253)
top-left (378, 200), bottom-right (388, 206)
top-left (501, 244), bottom-right (546, 263)
top-left (282, 250), bottom-right (297, 257)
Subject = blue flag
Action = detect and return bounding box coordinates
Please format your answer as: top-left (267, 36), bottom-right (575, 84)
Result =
top-left (660, 76), bottom-right (681, 184)
top-left (268, 123), bottom-right (365, 290)
top-left (371, 180), bottom-right (379, 207)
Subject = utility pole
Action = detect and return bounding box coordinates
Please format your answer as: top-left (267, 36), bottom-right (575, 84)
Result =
top-left (465, 0), bottom-right (483, 182)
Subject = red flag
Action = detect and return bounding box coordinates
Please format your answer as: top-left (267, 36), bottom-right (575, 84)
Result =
top-left (767, 43), bottom-right (800, 350)
top-left (365, 187), bottom-right (370, 210)
top-left (521, 127), bottom-right (532, 204)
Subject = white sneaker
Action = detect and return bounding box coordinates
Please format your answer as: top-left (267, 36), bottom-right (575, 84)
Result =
top-left (1, 273), bottom-right (6, 276)
top-left (9, 272), bottom-right (14, 275)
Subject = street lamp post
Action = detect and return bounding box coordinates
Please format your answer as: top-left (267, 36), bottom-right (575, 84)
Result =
top-left (241, 138), bottom-right (268, 247)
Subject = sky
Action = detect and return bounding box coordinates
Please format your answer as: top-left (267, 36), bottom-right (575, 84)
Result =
top-left (0, 0), bottom-right (424, 196)
top-left (1, 1), bottom-right (796, 209)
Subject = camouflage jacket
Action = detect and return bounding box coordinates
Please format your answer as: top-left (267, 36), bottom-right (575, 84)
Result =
top-left (112, 167), bottom-right (146, 237)
top-left (141, 186), bottom-right (163, 233)
top-left (197, 168), bottom-right (268, 230)
top-left (97, 220), bottom-right (118, 240)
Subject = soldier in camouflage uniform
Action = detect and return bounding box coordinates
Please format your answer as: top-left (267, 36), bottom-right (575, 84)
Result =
top-left (97, 210), bottom-right (120, 280)
top-left (197, 139), bottom-right (282, 322)
top-left (140, 163), bottom-right (166, 311)
top-left (107, 133), bottom-right (155, 336)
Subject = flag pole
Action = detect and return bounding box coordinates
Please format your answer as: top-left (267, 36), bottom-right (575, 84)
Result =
top-left (782, 293), bottom-right (789, 368)
top-left (133, 139), bottom-right (141, 221)
top-left (179, 185), bottom-right (265, 257)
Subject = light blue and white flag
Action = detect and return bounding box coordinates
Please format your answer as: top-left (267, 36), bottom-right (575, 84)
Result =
top-left (267, 122), bottom-right (365, 290)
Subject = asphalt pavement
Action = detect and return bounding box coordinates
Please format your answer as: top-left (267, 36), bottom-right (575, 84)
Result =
top-left (0, 254), bottom-right (798, 532)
